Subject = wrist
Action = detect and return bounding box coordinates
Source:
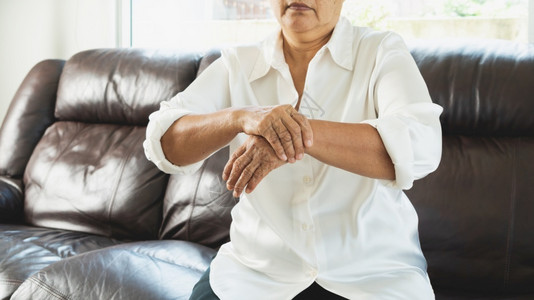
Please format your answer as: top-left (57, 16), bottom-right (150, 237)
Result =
top-left (226, 107), bottom-right (245, 135)
top-left (304, 119), bottom-right (319, 155)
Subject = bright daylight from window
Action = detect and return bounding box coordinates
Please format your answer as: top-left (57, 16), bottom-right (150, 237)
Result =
top-left (131, 0), bottom-right (529, 50)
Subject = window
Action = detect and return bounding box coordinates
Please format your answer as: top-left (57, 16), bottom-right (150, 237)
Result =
top-left (359, 0), bottom-right (529, 42)
top-left (130, 0), bottom-right (277, 49)
top-left (129, 0), bottom-right (530, 49)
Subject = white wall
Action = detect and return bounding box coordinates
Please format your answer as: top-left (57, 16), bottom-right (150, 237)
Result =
top-left (0, 0), bottom-right (120, 125)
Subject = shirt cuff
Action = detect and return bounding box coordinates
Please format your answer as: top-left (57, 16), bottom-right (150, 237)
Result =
top-left (143, 108), bottom-right (204, 175)
top-left (362, 103), bottom-right (443, 190)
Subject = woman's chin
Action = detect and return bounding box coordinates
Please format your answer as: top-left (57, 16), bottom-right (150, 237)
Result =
top-left (281, 19), bottom-right (317, 34)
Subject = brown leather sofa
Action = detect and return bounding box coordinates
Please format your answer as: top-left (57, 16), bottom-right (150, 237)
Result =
top-left (0, 39), bottom-right (533, 300)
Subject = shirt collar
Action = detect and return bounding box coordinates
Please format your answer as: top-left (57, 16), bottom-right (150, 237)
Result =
top-left (249, 16), bottom-right (355, 83)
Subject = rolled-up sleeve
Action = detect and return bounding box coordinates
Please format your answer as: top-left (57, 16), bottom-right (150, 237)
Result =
top-left (363, 33), bottom-right (443, 190)
top-left (143, 58), bottom-right (231, 174)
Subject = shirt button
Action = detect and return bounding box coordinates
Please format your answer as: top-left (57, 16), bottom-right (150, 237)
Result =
top-left (303, 176), bottom-right (313, 185)
top-left (309, 268), bottom-right (318, 278)
top-left (301, 223), bottom-right (314, 231)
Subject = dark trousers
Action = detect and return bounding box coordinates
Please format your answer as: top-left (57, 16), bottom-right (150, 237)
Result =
top-left (189, 267), bottom-right (347, 300)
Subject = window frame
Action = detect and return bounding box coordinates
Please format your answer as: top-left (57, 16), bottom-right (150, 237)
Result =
top-left (119, 0), bottom-right (534, 46)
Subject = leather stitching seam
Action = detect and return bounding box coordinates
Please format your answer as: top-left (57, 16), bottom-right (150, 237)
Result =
top-left (28, 277), bottom-right (70, 300)
top-left (503, 138), bottom-right (518, 289)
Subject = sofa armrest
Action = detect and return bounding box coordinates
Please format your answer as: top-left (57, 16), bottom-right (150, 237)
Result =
top-left (0, 177), bottom-right (24, 223)
top-left (0, 59), bottom-right (65, 178)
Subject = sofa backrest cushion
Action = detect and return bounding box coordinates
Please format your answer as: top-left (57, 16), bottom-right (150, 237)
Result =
top-left (23, 122), bottom-right (166, 239)
top-left (407, 39), bottom-right (534, 296)
top-left (410, 39), bottom-right (534, 137)
top-left (55, 49), bottom-right (200, 126)
top-left (22, 49), bottom-right (204, 240)
top-left (159, 147), bottom-right (235, 248)
top-left (196, 49), bottom-right (222, 77)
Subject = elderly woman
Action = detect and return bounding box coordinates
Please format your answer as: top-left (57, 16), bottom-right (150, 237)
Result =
top-left (144, 0), bottom-right (442, 299)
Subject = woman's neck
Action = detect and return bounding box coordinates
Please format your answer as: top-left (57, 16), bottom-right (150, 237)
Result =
top-left (282, 29), bottom-right (334, 103)
top-left (282, 29), bottom-right (333, 65)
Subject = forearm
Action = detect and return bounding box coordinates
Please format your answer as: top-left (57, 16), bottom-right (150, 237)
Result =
top-left (161, 108), bottom-right (240, 166)
top-left (305, 120), bottom-right (395, 180)
top-left (160, 101), bottom-right (314, 172)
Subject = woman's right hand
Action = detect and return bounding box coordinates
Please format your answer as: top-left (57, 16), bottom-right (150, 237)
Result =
top-left (223, 135), bottom-right (286, 197)
top-left (236, 104), bottom-right (313, 163)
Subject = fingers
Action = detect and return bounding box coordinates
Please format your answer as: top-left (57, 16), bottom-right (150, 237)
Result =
top-left (292, 112), bottom-right (313, 148)
top-left (223, 136), bottom-right (286, 198)
top-left (226, 155), bottom-right (253, 197)
top-left (281, 113), bottom-right (307, 162)
top-left (223, 145), bottom-right (245, 181)
top-left (261, 105), bottom-right (312, 163)
top-left (261, 125), bottom-right (288, 162)
top-left (232, 162), bottom-right (257, 197)
top-left (225, 149), bottom-right (257, 198)
top-left (241, 105), bottom-right (312, 163)
top-left (272, 117), bottom-right (298, 163)
top-left (229, 158), bottom-right (269, 197)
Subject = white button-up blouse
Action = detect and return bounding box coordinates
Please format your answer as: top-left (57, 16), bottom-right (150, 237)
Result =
top-left (144, 17), bottom-right (442, 300)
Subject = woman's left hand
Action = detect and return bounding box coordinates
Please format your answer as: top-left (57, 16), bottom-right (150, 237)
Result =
top-left (223, 135), bottom-right (287, 198)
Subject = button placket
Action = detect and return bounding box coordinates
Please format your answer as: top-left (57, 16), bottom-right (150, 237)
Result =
top-left (301, 156), bottom-right (315, 232)
top-left (303, 175), bottom-right (313, 185)
top-left (301, 223), bottom-right (315, 231)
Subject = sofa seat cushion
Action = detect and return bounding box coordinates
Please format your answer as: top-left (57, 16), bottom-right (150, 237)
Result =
top-left (0, 224), bottom-right (124, 300)
top-left (11, 240), bottom-right (216, 300)
top-left (436, 291), bottom-right (534, 300)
